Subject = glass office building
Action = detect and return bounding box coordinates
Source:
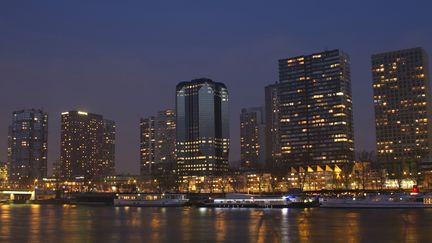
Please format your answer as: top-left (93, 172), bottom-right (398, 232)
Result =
top-left (176, 78), bottom-right (229, 176)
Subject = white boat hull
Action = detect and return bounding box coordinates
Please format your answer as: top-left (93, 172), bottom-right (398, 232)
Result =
top-left (114, 199), bottom-right (188, 207)
top-left (320, 200), bottom-right (432, 208)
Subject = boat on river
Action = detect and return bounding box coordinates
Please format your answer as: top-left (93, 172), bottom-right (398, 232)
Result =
top-left (114, 193), bottom-right (189, 207)
top-left (204, 193), bottom-right (319, 208)
top-left (320, 193), bottom-right (432, 208)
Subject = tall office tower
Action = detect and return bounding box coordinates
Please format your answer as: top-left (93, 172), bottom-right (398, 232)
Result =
top-left (140, 109), bottom-right (176, 178)
top-left (154, 110), bottom-right (176, 170)
top-left (278, 49), bottom-right (354, 168)
top-left (372, 47), bottom-right (431, 174)
top-left (60, 111), bottom-right (115, 180)
top-left (240, 107), bottom-right (266, 169)
top-left (101, 119), bottom-right (116, 176)
top-left (8, 109), bottom-right (48, 184)
top-left (176, 78), bottom-right (229, 176)
top-left (265, 83), bottom-right (281, 169)
top-left (140, 117), bottom-right (156, 177)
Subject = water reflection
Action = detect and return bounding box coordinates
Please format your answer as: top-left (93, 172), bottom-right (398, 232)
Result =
top-left (297, 209), bottom-right (311, 242)
top-left (150, 210), bottom-right (161, 242)
top-left (180, 208), bottom-right (192, 242)
top-left (214, 208), bottom-right (227, 242)
top-left (400, 212), bottom-right (418, 242)
top-left (0, 205), bottom-right (11, 241)
top-left (0, 205), bottom-right (431, 242)
top-left (29, 204), bottom-right (41, 243)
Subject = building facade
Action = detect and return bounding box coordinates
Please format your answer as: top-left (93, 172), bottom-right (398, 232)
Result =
top-left (176, 78), bottom-right (229, 176)
top-left (8, 109), bottom-right (48, 184)
top-left (154, 110), bottom-right (176, 171)
top-left (0, 161), bottom-right (7, 182)
top-left (265, 83), bottom-right (281, 169)
top-left (60, 111), bottom-right (115, 180)
top-left (372, 47), bottom-right (431, 175)
top-left (140, 117), bottom-right (156, 177)
top-left (52, 159), bottom-right (62, 179)
top-left (277, 49), bottom-right (355, 168)
top-left (101, 119), bottom-right (116, 176)
top-left (140, 109), bottom-right (176, 178)
top-left (240, 107), bottom-right (266, 169)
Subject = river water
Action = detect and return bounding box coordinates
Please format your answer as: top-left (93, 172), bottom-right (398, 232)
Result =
top-left (0, 205), bottom-right (431, 242)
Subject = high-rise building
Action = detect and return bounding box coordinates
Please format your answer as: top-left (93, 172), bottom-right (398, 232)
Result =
top-left (140, 117), bottom-right (156, 177)
top-left (372, 47), bottom-right (431, 174)
top-left (52, 159), bottom-right (62, 179)
top-left (140, 109), bottom-right (176, 178)
top-left (176, 78), bottom-right (229, 176)
top-left (8, 109), bottom-right (48, 184)
top-left (240, 107), bottom-right (266, 169)
top-left (265, 83), bottom-right (281, 169)
top-left (101, 119), bottom-right (116, 176)
top-left (60, 111), bottom-right (115, 180)
top-left (277, 49), bottom-right (354, 168)
top-left (154, 110), bottom-right (176, 169)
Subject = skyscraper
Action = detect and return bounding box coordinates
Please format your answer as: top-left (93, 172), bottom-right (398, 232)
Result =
top-left (101, 119), bottom-right (116, 176)
top-left (277, 49), bottom-right (354, 168)
top-left (8, 109), bottom-right (48, 184)
top-left (140, 117), bottom-right (156, 177)
top-left (154, 110), bottom-right (176, 170)
top-left (372, 47), bottom-right (431, 174)
top-left (240, 107), bottom-right (266, 169)
top-left (60, 111), bottom-right (115, 180)
top-left (140, 109), bottom-right (176, 178)
top-left (265, 83), bottom-right (281, 169)
top-left (176, 78), bottom-right (229, 176)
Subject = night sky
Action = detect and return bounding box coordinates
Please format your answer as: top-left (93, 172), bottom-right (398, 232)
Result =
top-left (1, 1), bottom-right (431, 174)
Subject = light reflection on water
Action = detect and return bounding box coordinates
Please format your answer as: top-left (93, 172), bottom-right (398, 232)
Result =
top-left (0, 205), bottom-right (432, 242)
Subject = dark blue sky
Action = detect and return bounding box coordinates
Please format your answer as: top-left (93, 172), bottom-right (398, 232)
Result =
top-left (1, 1), bottom-right (431, 174)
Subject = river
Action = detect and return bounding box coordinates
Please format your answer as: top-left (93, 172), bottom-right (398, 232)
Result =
top-left (0, 205), bottom-right (431, 242)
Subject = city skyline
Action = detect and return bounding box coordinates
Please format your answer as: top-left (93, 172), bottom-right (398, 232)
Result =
top-left (1, 1), bottom-right (432, 174)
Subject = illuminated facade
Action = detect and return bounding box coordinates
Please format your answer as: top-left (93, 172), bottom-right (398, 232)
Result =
top-left (8, 109), bottom-right (48, 184)
top-left (140, 109), bottom-right (176, 177)
top-left (176, 78), bottom-right (229, 176)
top-left (60, 111), bottom-right (115, 180)
top-left (0, 161), bottom-right (8, 181)
top-left (240, 107), bottom-right (266, 169)
top-left (372, 47), bottom-right (431, 174)
top-left (265, 83), bottom-right (281, 169)
top-left (278, 49), bottom-right (354, 168)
